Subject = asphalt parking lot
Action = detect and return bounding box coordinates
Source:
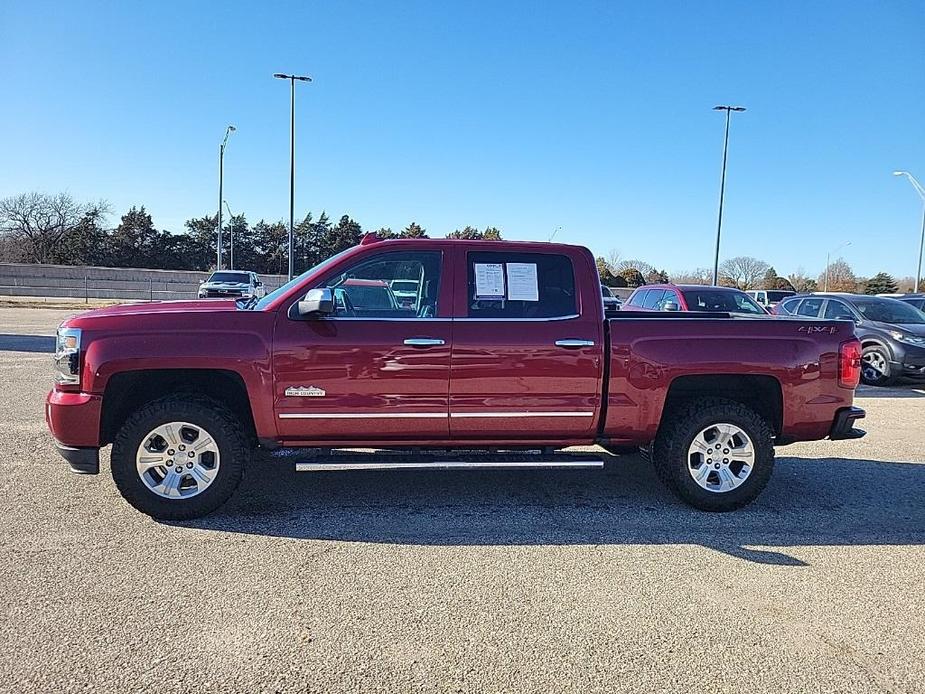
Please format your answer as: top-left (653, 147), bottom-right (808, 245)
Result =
top-left (1, 306), bottom-right (924, 693)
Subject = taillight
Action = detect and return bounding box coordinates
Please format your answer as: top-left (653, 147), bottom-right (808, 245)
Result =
top-left (838, 339), bottom-right (861, 389)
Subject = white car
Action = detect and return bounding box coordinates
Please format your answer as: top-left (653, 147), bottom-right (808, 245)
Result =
top-left (198, 271), bottom-right (266, 299)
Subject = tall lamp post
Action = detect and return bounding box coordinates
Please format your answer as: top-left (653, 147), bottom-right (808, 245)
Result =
top-left (711, 105), bottom-right (746, 285)
top-left (217, 125), bottom-right (236, 270)
top-left (824, 241), bottom-right (851, 292)
top-left (223, 200), bottom-right (235, 270)
top-left (273, 72), bottom-right (312, 280)
top-left (893, 171), bottom-right (925, 292)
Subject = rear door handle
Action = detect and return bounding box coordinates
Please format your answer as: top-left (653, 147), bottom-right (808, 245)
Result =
top-left (555, 339), bottom-right (595, 349)
top-left (404, 338), bottom-right (445, 347)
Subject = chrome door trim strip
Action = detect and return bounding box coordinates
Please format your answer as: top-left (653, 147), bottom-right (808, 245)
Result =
top-left (279, 412), bottom-right (447, 419)
top-left (296, 459), bottom-right (604, 471)
top-left (454, 314), bottom-right (579, 322)
top-left (280, 411), bottom-right (595, 419)
top-left (450, 411), bottom-right (595, 418)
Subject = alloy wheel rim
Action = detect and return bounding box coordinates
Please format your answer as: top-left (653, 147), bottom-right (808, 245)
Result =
top-left (687, 422), bottom-right (755, 493)
top-left (861, 351), bottom-right (887, 382)
top-left (135, 421), bottom-right (220, 499)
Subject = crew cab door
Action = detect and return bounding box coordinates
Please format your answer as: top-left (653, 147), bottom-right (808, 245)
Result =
top-left (272, 250), bottom-right (451, 442)
top-left (448, 248), bottom-right (604, 441)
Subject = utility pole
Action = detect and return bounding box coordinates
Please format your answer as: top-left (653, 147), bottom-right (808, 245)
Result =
top-left (711, 105), bottom-right (746, 285)
top-left (893, 171), bottom-right (925, 292)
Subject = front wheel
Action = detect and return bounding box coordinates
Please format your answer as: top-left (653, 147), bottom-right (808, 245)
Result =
top-left (651, 398), bottom-right (774, 511)
top-left (110, 395), bottom-right (247, 520)
top-left (861, 345), bottom-right (894, 386)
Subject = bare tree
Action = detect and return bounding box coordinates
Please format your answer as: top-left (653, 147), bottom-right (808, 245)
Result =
top-left (616, 258), bottom-right (654, 276)
top-left (671, 267), bottom-right (712, 285)
top-left (719, 256), bottom-right (770, 290)
top-left (817, 258), bottom-right (857, 292)
top-left (0, 192), bottom-right (107, 263)
top-left (606, 248), bottom-right (622, 271)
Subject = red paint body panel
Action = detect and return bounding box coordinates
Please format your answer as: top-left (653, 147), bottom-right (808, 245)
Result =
top-left (45, 238), bottom-right (860, 454)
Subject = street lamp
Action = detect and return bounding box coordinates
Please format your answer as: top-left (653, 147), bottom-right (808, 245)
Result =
top-left (824, 241), bottom-right (851, 292)
top-left (711, 105), bottom-right (746, 286)
top-left (217, 125), bottom-right (236, 270)
top-left (273, 72), bottom-right (312, 280)
top-left (893, 171), bottom-right (925, 292)
top-left (223, 200), bottom-right (235, 270)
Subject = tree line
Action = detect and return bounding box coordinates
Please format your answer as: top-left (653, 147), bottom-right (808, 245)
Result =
top-left (0, 191), bottom-right (914, 293)
top-left (0, 192), bottom-right (503, 276)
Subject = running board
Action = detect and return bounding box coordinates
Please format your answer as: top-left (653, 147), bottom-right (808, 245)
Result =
top-left (294, 455), bottom-right (604, 472)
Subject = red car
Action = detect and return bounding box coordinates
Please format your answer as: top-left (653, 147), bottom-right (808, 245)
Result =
top-left (47, 235), bottom-right (863, 519)
top-left (625, 283), bottom-right (769, 315)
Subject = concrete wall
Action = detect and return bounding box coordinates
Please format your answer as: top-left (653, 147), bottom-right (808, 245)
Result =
top-left (0, 263), bottom-right (288, 302)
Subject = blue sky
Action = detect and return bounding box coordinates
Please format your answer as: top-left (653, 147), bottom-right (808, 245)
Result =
top-left (1, 1), bottom-right (923, 279)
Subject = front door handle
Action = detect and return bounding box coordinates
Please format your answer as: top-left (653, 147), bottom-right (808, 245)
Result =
top-left (404, 338), bottom-right (445, 347)
top-left (555, 339), bottom-right (595, 349)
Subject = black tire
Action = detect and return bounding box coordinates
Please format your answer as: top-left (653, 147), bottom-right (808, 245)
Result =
top-left (860, 345), bottom-right (894, 387)
top-left (651, 398), bottom-right (774, 512)
top-left (110, 394), bottom-right (248, 520)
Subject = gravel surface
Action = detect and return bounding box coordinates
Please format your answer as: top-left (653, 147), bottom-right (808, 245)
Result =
top-left (2, 306), bottom-right (924, 693)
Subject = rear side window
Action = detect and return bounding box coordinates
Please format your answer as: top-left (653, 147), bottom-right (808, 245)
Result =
top-left (796, 298), bottom-right (823, 317)
top-left (643, 289), bottom-right (666, 309)
top-left (467, 251), bottom-right (576, 319)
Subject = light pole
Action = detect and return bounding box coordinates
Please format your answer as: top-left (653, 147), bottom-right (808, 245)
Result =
top-left (217, 125), bottom-right (236, 270)
top-left (711, 105), bottom-right (746, 285)
top-left (893, 171), bottom-right (925, 292)
top-left (223, 200), bottom-right (235, 270)
top-left (824, 241), bottom-right (851, 292)
top-left (273, 72), bottom-right (312, 280)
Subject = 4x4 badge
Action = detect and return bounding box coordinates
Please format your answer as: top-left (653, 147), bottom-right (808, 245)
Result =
top-left (285, 385), bottom-right (326, 397)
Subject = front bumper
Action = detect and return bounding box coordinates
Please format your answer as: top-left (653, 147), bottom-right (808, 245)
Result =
top-left (829, 406), bottom-right (866, 440)
top-left (55, 441), bottom-right (99, 474)
top-left (46, 389), bottom-right (103, 473)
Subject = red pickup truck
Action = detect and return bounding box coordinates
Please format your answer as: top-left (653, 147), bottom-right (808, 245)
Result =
top-left (46, 236), bottom-right (866, 519)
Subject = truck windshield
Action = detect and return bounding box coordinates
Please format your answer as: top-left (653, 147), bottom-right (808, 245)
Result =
top-left (249, 248), bottom-right (354, 310)
top-left (208, 272), bottom-right (249, 283)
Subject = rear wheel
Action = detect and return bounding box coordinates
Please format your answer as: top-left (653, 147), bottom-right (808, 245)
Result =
top-left (110, 395), bottom-right (247, 520)
top-left (652, 398), bottom-right (774, 511)
top-left (861, 345), bottom-right (894, 386)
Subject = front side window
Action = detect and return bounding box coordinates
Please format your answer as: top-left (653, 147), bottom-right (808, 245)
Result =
top-left (466, 251), bottom-right (576, 319)
top-left (324, 251), bottom-right (442, 318)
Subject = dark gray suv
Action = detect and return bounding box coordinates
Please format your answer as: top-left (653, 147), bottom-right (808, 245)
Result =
top-left (776, 293), bottom-right (925, 386)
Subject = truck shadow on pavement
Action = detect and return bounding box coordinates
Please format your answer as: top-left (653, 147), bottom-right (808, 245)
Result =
top-left (182, 453), bottom-right (925, 566)
top-left (0, 333), bottom-right (55, 353)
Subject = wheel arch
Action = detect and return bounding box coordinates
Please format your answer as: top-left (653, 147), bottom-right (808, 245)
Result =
top-left (100, 369), bottom-right (257, 447)
top-left (661, 374), bottom-right (783, 436)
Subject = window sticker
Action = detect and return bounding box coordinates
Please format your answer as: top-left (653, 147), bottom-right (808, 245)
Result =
top-left (474, 263), bottom-right (505, 299)
top-left (505, 262), bottom-right (539, 301)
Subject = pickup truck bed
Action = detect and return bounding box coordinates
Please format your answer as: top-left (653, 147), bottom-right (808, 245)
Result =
top-left (46, 236), bottom-right (865, 519)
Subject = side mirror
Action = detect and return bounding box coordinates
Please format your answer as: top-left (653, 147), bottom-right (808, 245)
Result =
top-left (662, 301), bottom-right (680, 312)
top-left (290, 287), bottom-right (334, 319)
top-left (199, 279), bottom-right (204, 284)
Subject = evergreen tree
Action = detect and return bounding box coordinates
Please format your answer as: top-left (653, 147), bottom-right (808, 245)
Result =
top-left (863, 272), bottom-right (898, 295)
top-left (400, 222), bottom-right (427, 238)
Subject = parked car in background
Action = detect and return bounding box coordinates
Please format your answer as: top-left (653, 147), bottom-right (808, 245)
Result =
top-left (602, 285), bottom-right (622, 313)
top-left (748, 289), bottom-right (796, 310)
top-left (389, 279), bottom-right (420, 308)
top-left (895, 293), bottom-right (925, 312)
top-left (198, 270), bottom-right (265, 299)
top-left (625, 284), bottom-right (768, 315)
top-left (334, 278), bottom-right (400, 314)
top-left (775, 293), bottom-right (925, 386)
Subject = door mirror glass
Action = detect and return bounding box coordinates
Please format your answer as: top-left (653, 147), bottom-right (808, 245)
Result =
top-left (662, 300), bottom-right (680, 312)
top-left (293, 287), bottom-right (334, 318)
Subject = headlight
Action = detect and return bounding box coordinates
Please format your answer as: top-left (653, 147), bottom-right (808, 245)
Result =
top-left (54, 327), bottom-right (81, 386)
top-left (889, 330), bottom-right (925, 346)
